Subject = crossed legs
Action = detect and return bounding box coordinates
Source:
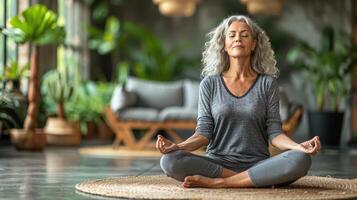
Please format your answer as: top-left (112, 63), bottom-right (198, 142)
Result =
top-left (160, 150), bottom-right (311, 188)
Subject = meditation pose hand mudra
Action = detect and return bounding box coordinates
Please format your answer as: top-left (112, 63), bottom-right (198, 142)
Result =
top-left (156, 15), bottom-right (321, 188)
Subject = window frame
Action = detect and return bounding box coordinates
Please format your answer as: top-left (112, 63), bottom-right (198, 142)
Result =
top-left (58, 0), bottom-right (89, 79)
top-left (0, 0), bottom-right (7, 69)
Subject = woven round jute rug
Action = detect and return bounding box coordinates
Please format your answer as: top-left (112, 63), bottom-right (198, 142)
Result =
top-left (75, 175), bottom-right (357, 200)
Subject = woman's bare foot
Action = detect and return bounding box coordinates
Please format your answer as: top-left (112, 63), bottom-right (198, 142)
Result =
top-left (182, 175), bottom-right (225, 188)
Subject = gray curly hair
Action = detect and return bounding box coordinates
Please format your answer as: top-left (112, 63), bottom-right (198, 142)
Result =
top-left (201, 15), bottom-right (279, 78)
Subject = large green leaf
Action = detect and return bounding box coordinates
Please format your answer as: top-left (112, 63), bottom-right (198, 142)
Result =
top-left (88, 17), bottom-right (198, 82)
top-left (4, 61), bottom-right (29, 80)
top-left (0, 112), bottom-right (21, 129)
top-left (88, 16), bottom-right (120, 55)
top-left (0, 91), bottom-right (26, 128)
top-left (42, 67), bottom-right (74, 104)
top-left (2, 4), bottom-right (65, 46)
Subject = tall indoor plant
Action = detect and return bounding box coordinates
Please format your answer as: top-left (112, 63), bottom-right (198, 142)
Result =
top-left (2, 4), bottom-right (65, 150)
top-left (287, 27), bottom-right (357, 146)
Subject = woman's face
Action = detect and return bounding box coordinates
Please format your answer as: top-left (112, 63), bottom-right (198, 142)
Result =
top-left (224, 21), bottom-right (256, 58)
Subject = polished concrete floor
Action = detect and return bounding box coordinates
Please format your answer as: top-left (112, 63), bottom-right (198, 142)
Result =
top-left (0, 143), bottom-right (357, 200)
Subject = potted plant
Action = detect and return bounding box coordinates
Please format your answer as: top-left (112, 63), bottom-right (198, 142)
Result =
top-left (66, 81), bottom-right (103, 138)
top-left (2, 4), bottom-right (65, 150)
top-left (2, 61), bottom-right (29, 97)
top-left (287, 26), bottom-right (357, 146)
top-left (42, 65), bottom-right (81, 146)
top-left (0, 89), bottom-right (26, 143)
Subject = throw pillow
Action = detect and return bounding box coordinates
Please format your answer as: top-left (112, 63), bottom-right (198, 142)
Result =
top-left (110, 85), bottom-right (137, 112)
top-left (183, 79), bottom-right (200, 109)
top-left (126, 77), bottom-right (183, 109)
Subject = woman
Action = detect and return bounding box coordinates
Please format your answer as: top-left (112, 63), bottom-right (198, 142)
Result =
top-left (156, 15), bottom-right (321, 188)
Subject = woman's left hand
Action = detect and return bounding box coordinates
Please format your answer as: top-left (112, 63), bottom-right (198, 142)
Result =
top-left (295, 136), bottom-right (321, 156)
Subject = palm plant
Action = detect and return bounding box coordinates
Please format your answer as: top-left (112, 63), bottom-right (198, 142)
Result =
top-left (2, 4), bottom-right (65, 133)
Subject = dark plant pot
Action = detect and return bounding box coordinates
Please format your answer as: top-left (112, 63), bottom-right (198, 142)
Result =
top-left (6, 79), bottom-right (21, 92)
top-left (11, 79), bottom-right (20, 90)
top-left (308, 111), bottom-right (344, 146)
top-left (83, 121), bottom-right (97, 139)
top-left (98, 122), bottom-right (113, 140)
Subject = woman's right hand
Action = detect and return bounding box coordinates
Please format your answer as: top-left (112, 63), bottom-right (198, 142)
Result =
top-left (156, 135), bottom-right (179, 154)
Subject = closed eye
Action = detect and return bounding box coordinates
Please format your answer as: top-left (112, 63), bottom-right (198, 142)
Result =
top-left (228, 31), bottom-right (236, 38)
top-left (240, 29), bottom-right (250, 37)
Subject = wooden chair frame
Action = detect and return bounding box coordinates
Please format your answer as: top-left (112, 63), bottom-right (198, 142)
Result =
top-left (105, 107), bottom-right (196, 150)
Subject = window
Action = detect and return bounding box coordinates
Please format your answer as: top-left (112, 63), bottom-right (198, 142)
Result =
top-left (0, 1), bottom-right (5, 70)
top-left (58, 0), bottom-right (89, 79)
top-left (0, 0), bottom-right (18, 72)
top-left (6, 0), bottom-right (17, 63)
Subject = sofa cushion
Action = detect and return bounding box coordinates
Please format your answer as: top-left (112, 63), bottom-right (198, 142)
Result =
top-left (117, 108), bottom-right (159, 121)
top-left (110, 85), bottom-right (138, 112)
top-left (159, 106), bottom-right (197, 121)
top-left (126, 77), bottom-right (183, 109)
top-left (184, 79), bottom-right (200, 109)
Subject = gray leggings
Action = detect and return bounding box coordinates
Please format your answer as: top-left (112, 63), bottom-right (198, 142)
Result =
top-left (160, 150), bottom-right (311, 187)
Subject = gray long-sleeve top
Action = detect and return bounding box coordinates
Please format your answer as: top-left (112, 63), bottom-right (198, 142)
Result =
top-left (196, 74), bottom-right (283, 172)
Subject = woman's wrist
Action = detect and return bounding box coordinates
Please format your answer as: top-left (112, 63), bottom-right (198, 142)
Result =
top-left (290, 143), bottom-right (301, 151)
top-left (177, 143), bottom-right (185, 151)
top-left (177, 142), bottom-right (198, 152)
top-left (272, 134), bottom-right (300, 151)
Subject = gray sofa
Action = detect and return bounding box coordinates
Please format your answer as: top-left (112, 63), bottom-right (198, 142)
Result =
top-left (110, 76), bottom-right (299, 122)
top-left (107, 77), bottom-right (199, 149)
top-left (110, 77), bottom-right (199, 122)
